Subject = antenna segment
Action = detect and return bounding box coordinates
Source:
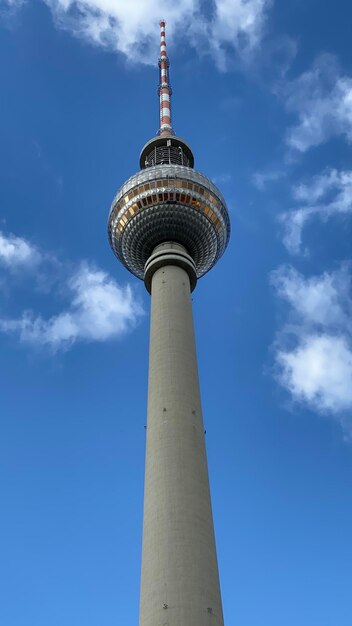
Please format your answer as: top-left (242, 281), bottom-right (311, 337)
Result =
top-left (158, 20), bottom-right (174, 136)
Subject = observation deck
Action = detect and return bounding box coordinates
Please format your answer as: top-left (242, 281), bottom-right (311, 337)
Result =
top-left (108, 159), bottom-right (230, 281)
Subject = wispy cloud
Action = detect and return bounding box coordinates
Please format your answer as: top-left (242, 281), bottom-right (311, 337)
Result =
top-left (6, 0), bottom-right (272, 67)
top-left (0, 231), bottom-right (41, 268)
top-left (212, 173), bottom-right (232, 185)
top-left (1, 0), bottom-right (25, 8)
top-left (0, 233), bottom-right (143, 351)
top-left (204, 0), bottom-right (272, 69)
top-left (272, 264), bottom-right (352, 330)
top-left (283, 54), bottom-right (352, 152)
top-left (281, 168), bottom-right (352, 254)
top-left (252, 168), bottom-right (283, 190)
top-left (271, 264), bottom-right (352, 431)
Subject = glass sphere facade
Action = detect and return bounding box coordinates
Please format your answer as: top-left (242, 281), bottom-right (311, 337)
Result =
top-left (108, 164), bottom-right (230, 280)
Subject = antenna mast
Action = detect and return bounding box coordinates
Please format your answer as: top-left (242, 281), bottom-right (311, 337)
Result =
top-left (158, 20), bottom-right (174, 136)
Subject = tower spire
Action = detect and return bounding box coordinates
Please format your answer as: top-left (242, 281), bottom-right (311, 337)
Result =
top-left (158, 20), bottom-right (174, 136)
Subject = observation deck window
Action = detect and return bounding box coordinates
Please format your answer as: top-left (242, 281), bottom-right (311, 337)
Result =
top-left (144, 144), bottom-right (192, 168)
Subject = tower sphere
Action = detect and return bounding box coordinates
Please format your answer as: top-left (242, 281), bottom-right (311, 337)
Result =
top-left (108, 140), bottom-right (230, 283)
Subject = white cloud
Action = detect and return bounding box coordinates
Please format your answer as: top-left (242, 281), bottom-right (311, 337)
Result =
top-left (207, 0), bottom-right (271, 68)
top-left (0, 231), bottom-right (41, 268)
top-left (281, 168), bottom-right (352, 254)
top-left (283, 54), bottom-right (352, 152)
top-left (14, 0), bottom-right (271, 67)
top-left (0, 263), bottom-right (142, 350)
top-left (271, 264), bottom-right (352, 329)
top-left (277, 334), bottom-right (352, 413)
top-left (280, 207), bottom-right (313, 255)
top-left (0, 230), bottom-right (143, 351)
top-left (292, 168), bottom-right (343, 203)
top-left (271, 264), bottom-right (352, 423)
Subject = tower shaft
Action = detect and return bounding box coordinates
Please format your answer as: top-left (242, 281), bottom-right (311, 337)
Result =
top-left (139, 243), bottom-right (224, 626)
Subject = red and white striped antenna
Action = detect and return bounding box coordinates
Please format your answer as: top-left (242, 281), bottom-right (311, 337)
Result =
top-left (158, 20), bottom-right (174, 136)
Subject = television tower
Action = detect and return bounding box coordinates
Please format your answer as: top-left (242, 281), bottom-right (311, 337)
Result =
top-left (108, 21), bottom-right (230, 626)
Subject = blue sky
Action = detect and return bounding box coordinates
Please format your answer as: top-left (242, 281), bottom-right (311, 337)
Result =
top-left (1, 0), bottom-right (352, 624)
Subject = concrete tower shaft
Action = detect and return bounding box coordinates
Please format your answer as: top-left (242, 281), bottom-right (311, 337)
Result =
top-left (107, 21), bottom-right (229, 626)
top-left (140, 243), bottom-right (224, 626)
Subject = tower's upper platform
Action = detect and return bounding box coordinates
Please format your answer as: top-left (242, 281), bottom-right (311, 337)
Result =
top-left (140, 135), bottom-right (194, 169)
top-left (108, 21), bottom-right (230, 282)
top-left (108, 164), bottom-right (229, 280)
